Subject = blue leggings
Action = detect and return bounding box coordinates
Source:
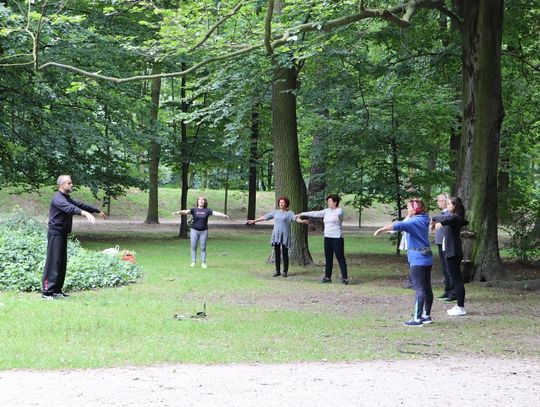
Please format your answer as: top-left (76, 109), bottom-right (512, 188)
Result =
top-left (190, 229), bottom-right (208, 263)
top-left (410, 265), bottom-right (433, 319)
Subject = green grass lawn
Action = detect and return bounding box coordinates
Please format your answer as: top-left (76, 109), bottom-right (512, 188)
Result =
top-left (0, 230), bottom-right (538, 370)
top-left (0, 186), bottom-right (393, 225)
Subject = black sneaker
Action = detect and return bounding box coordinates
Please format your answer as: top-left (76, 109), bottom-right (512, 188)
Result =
top-left (402, 280), bottom-right (413, 289)
top-left (58, 292), bottom-right (70, 298)
top-left (41, 293), bottom-right (62, 300)
top-left (273, 271), bottom-right (281, 277)
top-left (436, 294), bottom-right (448, 301)
top-left (341, 279), bottom-right (349, 285)
top-left (443, 296), bottom-right (457, 303)
top-left (41, 294), bottom-right (55, 300)
top-left (282, 271), bottom-right (288, 277)
top-left (321, 277), bottom-right (332, 283)
top-left (420, 315), bottom-right (433, 324)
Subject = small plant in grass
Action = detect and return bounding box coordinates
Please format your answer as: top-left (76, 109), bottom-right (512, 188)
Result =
top-left (0, 213), bottom-right (143, 292)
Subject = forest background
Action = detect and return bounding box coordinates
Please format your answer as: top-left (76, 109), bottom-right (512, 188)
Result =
top-left (1, 0), bottom-right (538, 280)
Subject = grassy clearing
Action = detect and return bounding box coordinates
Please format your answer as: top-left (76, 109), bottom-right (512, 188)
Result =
top-left (0, 186), bottom-right (392, 225)
top-left (0, 230), bottom-right (538, 370)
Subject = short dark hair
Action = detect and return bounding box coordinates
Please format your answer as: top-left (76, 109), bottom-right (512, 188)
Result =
top-left (326, 194), bottom-right (341, 206)
top-left (277, 196), bottom-right (290, 208)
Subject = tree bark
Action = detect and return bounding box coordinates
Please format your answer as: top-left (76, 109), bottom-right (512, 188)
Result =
top-left (144, 64), bottom-right (162, 224)
top-left (247, 110), bottom-right (259, 221)
top-left (179, 66), bottom-right (189, 238)
top-left (456, 0), bottom-right (506, 281)
top-left (271, 64), bottom-right (313, 265)
top-left (307, 109), bottom-right (328, 231)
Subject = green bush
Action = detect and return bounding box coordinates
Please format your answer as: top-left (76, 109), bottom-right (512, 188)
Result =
top-left (0, 213), bottom-right (143, 292)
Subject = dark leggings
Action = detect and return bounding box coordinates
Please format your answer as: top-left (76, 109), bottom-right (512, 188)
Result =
top-left (438, 244), bottom-right (454, 297)
top-left (273, 243), bottom-right (289, 274)
top-left (446, 256), bottom-right (465, 307)
top-left (410, 265), bottom-right (433, 319)
top-left (324, 237), bottom-right (348, 280)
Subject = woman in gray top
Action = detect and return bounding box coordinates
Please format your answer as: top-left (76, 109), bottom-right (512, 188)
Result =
top-left (247, 196), bottom-right (303, 277)
top-left (296, 194), bottom-right (349, 284)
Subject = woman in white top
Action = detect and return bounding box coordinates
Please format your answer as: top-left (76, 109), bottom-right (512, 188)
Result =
top-left (296, 194), bottom-right (349, 285)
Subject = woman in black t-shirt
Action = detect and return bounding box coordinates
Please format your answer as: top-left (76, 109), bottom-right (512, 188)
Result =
top-left (173, 197), bottom-right (229, 268)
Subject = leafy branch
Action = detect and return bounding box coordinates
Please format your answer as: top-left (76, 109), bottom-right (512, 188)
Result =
top-left (4, 1), bottom-right (460, 82)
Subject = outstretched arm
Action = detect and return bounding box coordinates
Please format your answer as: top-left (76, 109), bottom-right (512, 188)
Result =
top-left (80, 210), bottom-right (96, 224)
top-left (373, 224), bottom-right (394, 236)
top-left (246, 215), bottom-right (266, 225)
top-left (172, 209), bottom-right (191, 216)
top-left (213, 210), bottom-right (229, 219)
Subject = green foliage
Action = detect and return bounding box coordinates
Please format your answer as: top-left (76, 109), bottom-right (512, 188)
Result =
top-left (502, 205), bottom-right (540, 263)
top-left (0, 213), bottom-right (143, 292)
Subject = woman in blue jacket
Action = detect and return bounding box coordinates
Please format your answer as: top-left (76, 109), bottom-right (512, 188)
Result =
top-left (431, 197), bottom-right (469, 316)
top-left (374, 199), bottom-right (433, 327)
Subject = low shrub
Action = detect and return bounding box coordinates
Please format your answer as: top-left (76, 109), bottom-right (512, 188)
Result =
top-left (0, 213), bottom-right (143, 292)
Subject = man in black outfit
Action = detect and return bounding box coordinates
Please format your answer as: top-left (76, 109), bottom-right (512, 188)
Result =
top-left (42, 175), bottom-right (106, 300)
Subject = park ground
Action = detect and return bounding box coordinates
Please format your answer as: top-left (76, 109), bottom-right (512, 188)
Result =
top-left (1, 357), bottom-right (539, 406)
top-left (1, 191), bottom-right (539, 407)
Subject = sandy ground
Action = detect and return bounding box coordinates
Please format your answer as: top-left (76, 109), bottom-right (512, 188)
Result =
top-left (1, 357), bottom-right (538, 407)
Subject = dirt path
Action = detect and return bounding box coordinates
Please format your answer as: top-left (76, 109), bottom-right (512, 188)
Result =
top-left (1, 357), bottom-right (538, 406)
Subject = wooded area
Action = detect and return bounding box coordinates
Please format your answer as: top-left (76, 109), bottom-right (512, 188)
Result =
top-left (1, 1), bottom-right (538, 280)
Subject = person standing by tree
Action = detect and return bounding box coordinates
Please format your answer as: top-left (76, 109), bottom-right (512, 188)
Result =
top-left (296, 194), bottom-right (349, 285)
top-left (42, 175), bottom-right (106, 300)
top-left (433, 193), bottom-right (456, 302)
top-left (173, 196), bottom-right (229, 269)
top-left (431, 197), bottom-right (469, 316)
top-left (247, 196), bottom-right (302, 277)
top-left (374, 199), bottom-right (433, 326)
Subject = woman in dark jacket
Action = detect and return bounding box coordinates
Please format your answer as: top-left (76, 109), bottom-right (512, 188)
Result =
top-left (431, 197), bottom-right (469, 316)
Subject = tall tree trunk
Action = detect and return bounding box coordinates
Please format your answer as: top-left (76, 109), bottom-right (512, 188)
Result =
top-left (179, 66), bottom-right (189, 238)
top-left (266, 157), bottom-right (273, 190)
top-left (456, 0), bottom-right (506, 281)
top-left (224, 172), bottom-right (229, 214)
top-left (272, 64), bottom-right (312, 265)
top-left (144, 64), bottom-right (162, 224)
top-left (247, 110), bottom-right (259, 221)
top-left (307, 113), bottom-right (328, 231)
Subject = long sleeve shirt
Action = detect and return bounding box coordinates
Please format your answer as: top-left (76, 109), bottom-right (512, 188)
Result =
top-left (300, 208), bottom-right (344, 238)
top-left (264, 210), bottom-right (296, 249)
top-left (392, 214), bottom-right (433, 267)
top-left (431, 213), bottom-right (469, 258)
top-left (47, 191), bottom-right (101, 235)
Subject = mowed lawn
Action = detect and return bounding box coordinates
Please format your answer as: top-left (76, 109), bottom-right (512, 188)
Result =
top-left (0, 229), bottom-right (538, 370)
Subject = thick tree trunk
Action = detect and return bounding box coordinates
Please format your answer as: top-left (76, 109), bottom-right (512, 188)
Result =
top-left (144, 64), bottom-right (162, 224)
top-left (247, 110), bottom-right (259, 221)
top-left (456, 0), bottom-right (506, 281)
top-left (307, 123), bottom-right (327, 231)
top-left (272, 64), bottom-right (312, 265)
top-left (179, 68), bottom-right (189, 238)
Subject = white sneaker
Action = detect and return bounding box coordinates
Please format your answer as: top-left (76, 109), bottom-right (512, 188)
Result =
top-left (447, 305), bottom-right (467, 316)
top-left (190, 262), bottom-right (196, 268)
top-left (201, 263), bottom-right (207, 269)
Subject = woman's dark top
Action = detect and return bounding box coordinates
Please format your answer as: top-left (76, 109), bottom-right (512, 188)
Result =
top-left (190, 207), bottom-right (213, 231)
top-left (431, 214), bottom-right (469, 258)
